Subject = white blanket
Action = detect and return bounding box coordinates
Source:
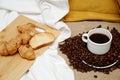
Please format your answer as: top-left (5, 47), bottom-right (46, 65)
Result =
top-left (0, 0), bottom-right (74, 80)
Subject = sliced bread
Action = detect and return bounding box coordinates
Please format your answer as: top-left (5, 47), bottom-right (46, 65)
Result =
top-left (29, 32), bottom-right (55, 49)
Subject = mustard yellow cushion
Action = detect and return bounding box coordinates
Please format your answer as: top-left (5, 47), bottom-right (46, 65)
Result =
top-left (63, 0), bottom-right (120, 22)
top-left (117, 0), bottom-right (120, 13)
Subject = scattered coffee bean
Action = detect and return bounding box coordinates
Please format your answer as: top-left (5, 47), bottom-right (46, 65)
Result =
top-left (97, 25), bottom-right (102, 28)
top-left (94, 75), bottom-right (97, 78)
top-left (59, 27), bottom-right (120, 74)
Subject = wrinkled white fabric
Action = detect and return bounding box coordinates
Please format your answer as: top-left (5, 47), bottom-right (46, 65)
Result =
top-left (0, 0), bottom-right (74, 80)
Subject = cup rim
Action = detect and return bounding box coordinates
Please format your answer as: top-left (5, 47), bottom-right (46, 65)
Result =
top-left (87, 28), bottom-right (112, 45)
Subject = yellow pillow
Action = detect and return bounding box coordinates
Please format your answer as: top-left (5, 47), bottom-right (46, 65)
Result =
top-left (62, 0), bottom-right (120, 22)
top-left (117, 0), bottom-right (120, 14)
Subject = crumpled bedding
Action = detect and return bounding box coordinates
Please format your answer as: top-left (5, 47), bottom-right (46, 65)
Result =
top-left (0, 0), bottom-right (74, 80)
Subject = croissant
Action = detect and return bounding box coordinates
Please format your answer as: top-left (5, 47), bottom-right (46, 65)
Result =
top-left (0, 36), bottom-right (22, 56)
top-left (7, 36), bottom-right (22, 55)
top-left (17, 23), bottom-right (39, 36)
top-left (20, 32), bottom-right (32, 44)
top-left (18, 45), bottom-right (35, 60)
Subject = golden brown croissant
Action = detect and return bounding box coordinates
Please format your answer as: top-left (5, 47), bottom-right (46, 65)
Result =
top-left (17, 23), bottom-right (38, 36)
top-left (7, 36), bottom-right (22, 55)
top-left (20, 32), bottom-right (32, 44)
top-left (18, 45), bottom-right (35, 60)
top-left (0, 36), bottom-right (22, 56)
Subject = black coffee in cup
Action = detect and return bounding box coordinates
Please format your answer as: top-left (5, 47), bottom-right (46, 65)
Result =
top-left (90, 33), bottom-right (110, 44)
top-left (82, 28), bottom-right (112, 55)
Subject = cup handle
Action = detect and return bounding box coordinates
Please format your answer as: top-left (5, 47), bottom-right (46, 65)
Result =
top-left (82, 33), bottom-right (88, 43)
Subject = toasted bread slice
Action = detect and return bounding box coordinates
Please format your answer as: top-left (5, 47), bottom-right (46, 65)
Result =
top-left (29, 32), bottom-right (55, 49)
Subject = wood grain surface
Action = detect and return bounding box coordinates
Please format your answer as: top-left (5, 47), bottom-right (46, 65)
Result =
top-left (0, 15), bottom-right (60, 80)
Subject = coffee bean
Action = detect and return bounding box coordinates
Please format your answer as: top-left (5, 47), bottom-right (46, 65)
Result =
top-left (94, 75), bottom-right (97, 78)
top-left (59, 27), bottom-right (120, 74)
top-left (97, 25), bottom-right (102, 28)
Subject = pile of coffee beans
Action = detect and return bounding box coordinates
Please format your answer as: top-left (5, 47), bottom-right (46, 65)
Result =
top-left (59, 27), bottom-right (120, 74)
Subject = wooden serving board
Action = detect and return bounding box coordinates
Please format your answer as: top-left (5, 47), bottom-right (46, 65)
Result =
top-left (0, 15), bottom-right (60, 80)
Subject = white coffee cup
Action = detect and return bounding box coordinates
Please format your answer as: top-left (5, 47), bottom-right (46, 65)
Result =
top-left (82, 28), bottom-right (112, 55)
